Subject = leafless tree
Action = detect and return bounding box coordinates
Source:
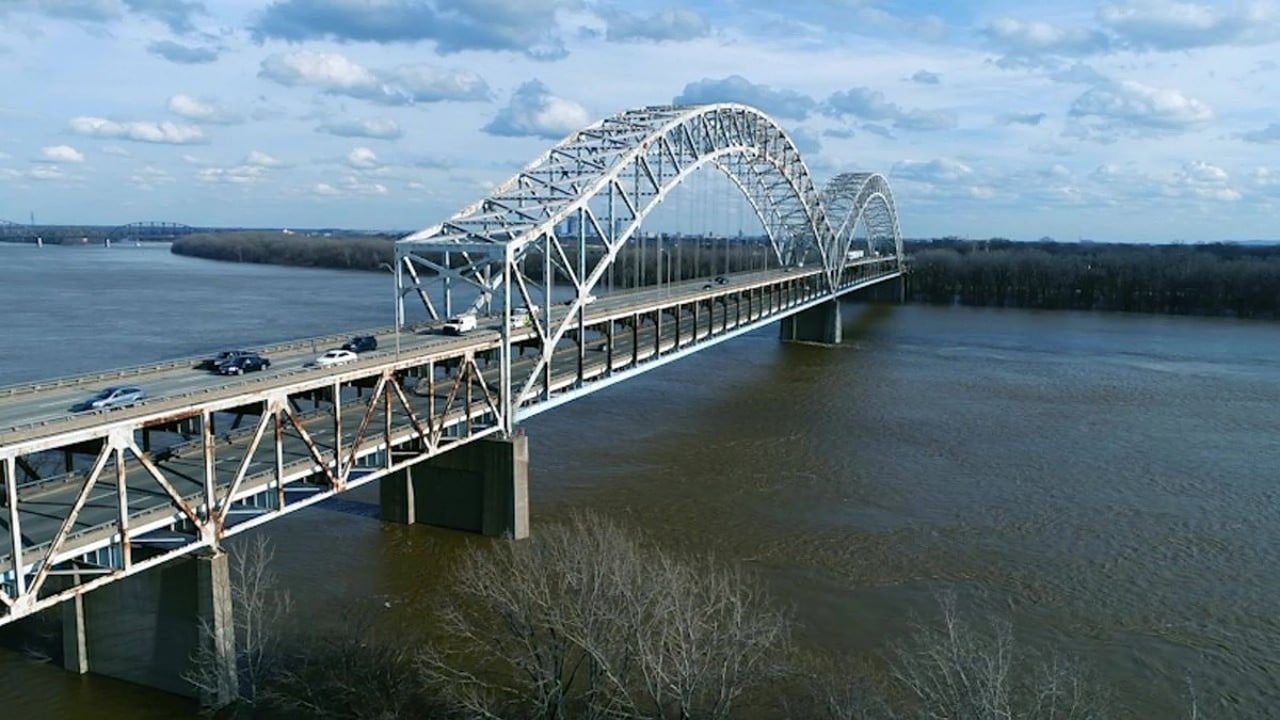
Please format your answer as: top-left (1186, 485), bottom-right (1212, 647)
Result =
top-left (418, 511), bottom-right (792, 720)
top-left (186, 534), bottom-right (292, 711)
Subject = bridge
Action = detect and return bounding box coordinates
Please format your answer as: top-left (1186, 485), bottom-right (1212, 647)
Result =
top-left (0, 103), bottom-right (903, 702)
top-left (0, 220), bottom-right (199, 246)
top-left (103, 221), bottom-right (199, 246)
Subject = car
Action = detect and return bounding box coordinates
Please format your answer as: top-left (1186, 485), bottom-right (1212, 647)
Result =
top-left (218, 354), bottom-right (271, 375)
top-left (314, 349), bottom-right (358, 367)
top-left (197, 350), bottom-right (251, 370)
top-left (702, 283), bottom-right (715, 290)
top-left (562, 294), bottom-right (598, 307)
top-left (714, 275), bottom-right (730, 285)
top-left (71, 386), bottom-right (145, 412)
top-left (342, 335), bottom-right (378, 353)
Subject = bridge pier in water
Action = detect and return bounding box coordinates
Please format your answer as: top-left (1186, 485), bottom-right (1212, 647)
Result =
top-left (380, 435), bottom-right (530, 539)
top-left (779, 299), bottom-right (843, 345)
top-left (61, 551), bottom-right (237, 705)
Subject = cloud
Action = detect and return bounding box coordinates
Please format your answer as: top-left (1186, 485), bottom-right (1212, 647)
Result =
top-left (196, 165), bottom-right (267, 185)
top-left (312, 176), bottom-right (389, 196)
top-left (982, 17), bottom-right (1110, 65)
top-left (346, 147), bottom-right (380, 169)
top-left (673, 75), bottom-right (816, 120)
top-left (245, 150), bottom-right (284, 167)
top-left (788, 126), bottom-right (821, 155)
top-left (69, 116), bottom-right (205, 144)
top-left (1171, 160), bottom-right (1241, 201)
top-left (894, 158), bottom-right (974, 184)
top-left (168, 94), bottom-right (241, 124)
top-left (1238, 122), bottom-right (1280, 143)
top-left (251, 0), bottom-right (574, 59)
top-left (483, 80), bottom-right (591, 140)
top-left (1, 0), bottom-right (121, 24)
top-left (603, 8), bottom-right (710, 43)
top-left (147, 40), bottom-right (218, 64)
top-left (1100, 1), bottom-right (1280, 51)
top-left (823, 86), bottom-right (956, 132)
top-left (319, 117), bottom-right (404, 140)
top-left (1067, 80), bottom-right (1212, 139)
top-left (1001, 112), bottom-right (1047, 126)
top-left (1049, 63), bottom-right (1108, 85)
top-left (40, 145), bottom-right (85, 163)
top-left (259, 51), bottom-right (490, 105)
top-left (123, 0), bottom-right (206, 34)
top-left (910, 70), bottom-right (941, 85)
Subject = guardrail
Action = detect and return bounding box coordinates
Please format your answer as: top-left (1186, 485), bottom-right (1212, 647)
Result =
top-left (0, 321), bottom-right (448, 400)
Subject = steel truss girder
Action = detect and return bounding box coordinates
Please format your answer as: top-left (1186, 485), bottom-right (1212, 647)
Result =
top-left (0, 343), bottom-right (510, 626)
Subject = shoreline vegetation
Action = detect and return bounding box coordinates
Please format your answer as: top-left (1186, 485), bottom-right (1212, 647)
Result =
top-left (168, 231), bottom-right (1280, 320)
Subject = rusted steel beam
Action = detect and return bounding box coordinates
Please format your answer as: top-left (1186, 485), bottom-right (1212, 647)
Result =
top-left (127, 439), bottom-right (203, 528)
top-left (216, 402), bottom-right (275, 526)
top-left (282, 405), bottom-right (339, 489)
top-left (29, 443), bottom-right (111, 597)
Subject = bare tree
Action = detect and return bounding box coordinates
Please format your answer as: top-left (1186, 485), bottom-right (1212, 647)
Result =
top-left (186, 534), bottom-right (292, 711)
top-left (864, 594), bottom-right (1107, 720)
top-left (418, 512), bottom-right (792, 720)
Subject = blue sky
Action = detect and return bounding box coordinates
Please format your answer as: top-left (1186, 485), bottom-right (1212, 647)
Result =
top-left (1, 0), bottom-right (1277, 242)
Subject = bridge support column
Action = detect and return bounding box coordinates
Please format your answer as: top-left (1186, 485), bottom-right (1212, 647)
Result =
top-left (61, 552), bottom-right (238, 704)
top-left (779, 300), bottom-right (842, 344)
top-left (380, 435), bottom-right (529, 539)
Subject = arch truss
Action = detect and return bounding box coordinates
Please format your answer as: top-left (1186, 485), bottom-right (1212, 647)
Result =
top-left (396, 102), bottom-right (903, 428)
top-left (105, 221), bottom-right (198, 244)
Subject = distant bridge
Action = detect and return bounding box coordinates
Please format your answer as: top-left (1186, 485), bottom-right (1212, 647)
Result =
top-left (103, 221), bottom-right (198, 245)
top-left (0, 103), bottom-right (904, 702)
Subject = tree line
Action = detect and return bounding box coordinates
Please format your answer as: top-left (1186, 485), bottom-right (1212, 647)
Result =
top-left (171, 231), bottom-right (399, 271)
top-left (905, 237), bottom-right (1280, 319)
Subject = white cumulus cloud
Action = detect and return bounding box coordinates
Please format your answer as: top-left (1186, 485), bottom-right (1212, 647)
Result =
top-left (69, 116), bottom-right (205, 144)
top-left (259, 51), bottom-right (489, 105)
top-left (483, 80), bottom-right (591, 140)
top-left (41, 145), bottom-right (84, 163)
top-left (168, 94), bottom-right (241, 124)
top-left (346, 147), bottom-right (379, 169)
top-left (1068, 80), bottom-right (1212, 140)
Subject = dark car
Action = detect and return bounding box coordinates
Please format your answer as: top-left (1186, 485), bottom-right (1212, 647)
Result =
top-left (342, 335), bottom-right (378, 353)
top-left (71, 386), bottom-right (145, 412)
top-left (714, 275), bottom-right (730, 285)
top-left (218, 354), bottom-right (271, 375)
top-left (198, 350), bottom-right (252, 371)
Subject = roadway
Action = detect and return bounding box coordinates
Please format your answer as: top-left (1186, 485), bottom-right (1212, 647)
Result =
top-left (0, 263), bottom-right (836, 443)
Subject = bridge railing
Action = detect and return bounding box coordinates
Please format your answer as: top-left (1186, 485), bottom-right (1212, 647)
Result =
top-left (0, 321), bottom-right (438, 400)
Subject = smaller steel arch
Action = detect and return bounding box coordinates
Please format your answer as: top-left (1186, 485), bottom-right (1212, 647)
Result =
top-left (104, 221), bottom-right (199, 244)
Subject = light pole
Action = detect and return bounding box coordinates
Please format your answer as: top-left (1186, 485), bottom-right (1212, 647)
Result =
top-left (378, 262), bottom-right (402, 360)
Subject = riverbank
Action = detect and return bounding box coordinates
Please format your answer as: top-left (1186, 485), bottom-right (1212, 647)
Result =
top-left (169, 233), bottom-right (1280, 320)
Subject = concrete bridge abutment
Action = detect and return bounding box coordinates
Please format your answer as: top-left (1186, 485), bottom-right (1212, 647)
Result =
top-left (61, 551), bottom-right (237, 705)
top-left (779, 299), bottom-right (843, 345)
top-left (380, 435), bottom-right (530, 539)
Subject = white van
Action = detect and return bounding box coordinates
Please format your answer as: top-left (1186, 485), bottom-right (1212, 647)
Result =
top-left (442, 314), bottom-right (478, 335)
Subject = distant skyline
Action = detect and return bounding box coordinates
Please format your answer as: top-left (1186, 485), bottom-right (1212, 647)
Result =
top-left (1, 0), bottom-right (1278, 242)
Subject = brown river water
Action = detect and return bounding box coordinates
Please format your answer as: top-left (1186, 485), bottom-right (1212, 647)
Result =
top-left (1, 244), bottom-right (1278, 718)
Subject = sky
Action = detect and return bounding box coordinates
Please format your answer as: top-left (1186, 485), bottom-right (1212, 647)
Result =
top-left (1, 0), bottom-right (1278, 242)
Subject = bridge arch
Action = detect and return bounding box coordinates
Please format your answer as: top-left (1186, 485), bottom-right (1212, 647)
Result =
top-left (104, 221), bottom-right (198, 245)
top-left (398, 103), bottom-right (901, 312)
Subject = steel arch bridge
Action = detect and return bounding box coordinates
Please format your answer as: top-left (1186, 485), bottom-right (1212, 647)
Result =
top-left (397, 102), bottom-right (904, 427)
top-left (0, 103), bottom-right (904, 645)
top-left (104, 221), bottom-right (198, 245)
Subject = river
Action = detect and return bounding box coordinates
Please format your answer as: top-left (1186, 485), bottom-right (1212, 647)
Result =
top-left (1, 243), bottom-right (1278, 718)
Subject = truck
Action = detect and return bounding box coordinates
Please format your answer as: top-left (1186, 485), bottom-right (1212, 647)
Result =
top-left (442, 313), bottom-right (478, 335)
top-left (509, 306), bottom-right (539, 329)
top-left (846, 249), bottom-right (866, 261)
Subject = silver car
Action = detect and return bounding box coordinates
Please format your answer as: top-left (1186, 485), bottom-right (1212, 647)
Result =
top-left (71, 386), bottom-right (145, 412)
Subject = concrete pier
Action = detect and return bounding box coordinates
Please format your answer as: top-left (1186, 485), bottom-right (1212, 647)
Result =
top-left (380, 435), bottom-right (529, 539)
top-left (62, 552), bottom-right (238, 704)
top-left (779, 299), bottom-right (843, 344)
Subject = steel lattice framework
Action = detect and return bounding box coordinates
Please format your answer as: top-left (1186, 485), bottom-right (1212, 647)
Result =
top-left (397, 102), bottom-right (903, 430)
top-left (104, 221), bottom-right (198, 244)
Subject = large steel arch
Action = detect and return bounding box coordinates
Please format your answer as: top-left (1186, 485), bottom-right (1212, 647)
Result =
top-left (396, 102), bottom-right (903, 430)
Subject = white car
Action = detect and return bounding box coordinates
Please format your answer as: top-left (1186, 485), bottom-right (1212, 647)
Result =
top-left (314, 348), bottom-right (358, 367)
